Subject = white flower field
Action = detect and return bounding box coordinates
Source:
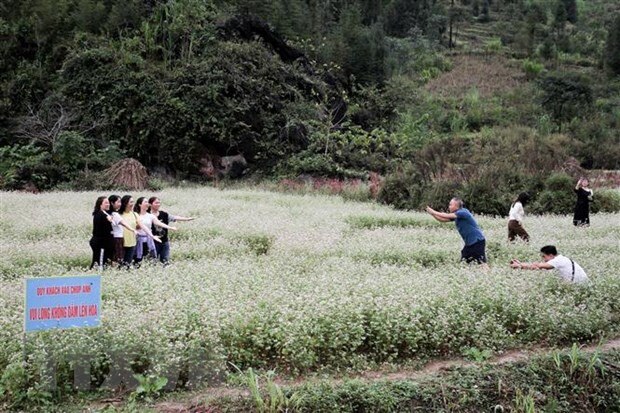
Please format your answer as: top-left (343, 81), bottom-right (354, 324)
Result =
top-left (0, 187), bottom-right (619, 390)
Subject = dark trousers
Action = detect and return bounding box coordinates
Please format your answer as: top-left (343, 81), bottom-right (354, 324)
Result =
top-left (122, 246), bottom-right (136, 269)
top-left (508, 220), bottom-right (529, 242)
top-left (89, 236), bottom-right (111, 269)
top-left (461, 239), bottom-right (487, 264)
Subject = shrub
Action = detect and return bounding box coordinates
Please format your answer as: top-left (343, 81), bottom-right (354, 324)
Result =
top-left (530, 172), bottom-right (576, 215)
top-left (539, 72), bottom-right (594, 132)
top-left (543, 172), bottom-right (574, 192)
top-left (377, 165), bottom-right (426, 210)
top-left (0, 144), bottom-right (53, 190)
top-left (484, 37), bottom-right (502, 53)
top-left (420, 181), bottom-right (464, 211)
top-left (591, 189), bottom-right (620, 213)
top-left (522, 59), bottom-right (544, 80)
top-left (461, 180), bottom-right (514, 216)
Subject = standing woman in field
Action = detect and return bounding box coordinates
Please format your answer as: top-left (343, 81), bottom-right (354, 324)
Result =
top-left (119, 195), bottom-right (160, 268)
top-left (573, 177), bottom-right (593, 227)
top-left (508, 192), bottom-right (530, 242)
top-left (148, 196), bottom-right (194, 264)
top-left (90, 196), bottom-right (113, 269)
top-left (108, 194), bottom-right (137, 265)
top-left (133, 197), bottom-right (176, 266)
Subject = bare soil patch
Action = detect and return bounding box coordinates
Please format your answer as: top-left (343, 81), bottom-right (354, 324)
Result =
top-left (425, 54), bottom-right (524, 98)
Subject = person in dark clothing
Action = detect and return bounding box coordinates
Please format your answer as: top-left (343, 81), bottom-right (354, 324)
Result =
top-left (573, 177), bottom-right (593, 227)
top-left (148, 196), bottom-right (194, 264)
top-left (90, 196), bottom-right (113, 269)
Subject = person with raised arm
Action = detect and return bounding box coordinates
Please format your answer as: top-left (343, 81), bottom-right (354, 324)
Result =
top-left (426, 197), bottom-right (488, 265)
top-left (573, 177), bottom-right (593, 227)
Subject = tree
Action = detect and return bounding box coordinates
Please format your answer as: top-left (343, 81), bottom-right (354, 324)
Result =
top-left (479, 0), bottom-right (490, 22)
top-left (384, 0), bottom-right (434, 38)
top-left (471, 0), bottom-right (479, 17)
top-left (605, 14), bottom-right (620, 75)
top-left (539, 73), bottom-right (593, 132)
top-left (330, 7), bottom-right (387, 84)
top-left (562, 0), bottom-right (577, 24)
top-left (553, 0), bottom-right (567, 35)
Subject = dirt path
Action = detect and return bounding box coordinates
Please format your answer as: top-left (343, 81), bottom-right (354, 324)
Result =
top-left (97, 337), bottom-right (620, 413)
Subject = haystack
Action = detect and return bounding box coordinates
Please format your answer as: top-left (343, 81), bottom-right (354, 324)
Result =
top-left (103, 158), bottom-right (148, 190)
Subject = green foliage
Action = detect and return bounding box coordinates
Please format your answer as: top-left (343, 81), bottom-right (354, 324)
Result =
top-left (538, 37), bottom-right (558, 60)
top-left (514, 388), bottom-right (537, 413)
top-left (1, 0), bottom-right (619, 192)
top-left (249, 349), bottom-right (620, 412)
top-left (0, 358), bottom-right (52, 409)
top-left (479, 0), bottom-right (491, 23)
top-left (282, 126), bottom-right (403, 178)
top-left (234, 366), bottom-right (304, 413)
top-left (129, 373), bottom-right (168, 402)
top-left (383, 0), bottom-right (445, 39)
top-left (241, 234), bottom-right (274, 255)
top-left (329, 7), bottom-right (388, 85)
top-left (522, 59), bottom-right (544, 79)
top-left (377, 164), bottom-right (426, 210)
top-left (346, 215), bottom-right (440, 230)
top-left (462, 346), bottom-right (493, 362)
top-left (591, 189), bottom-right (620, 213)
top-left (485, 37), bottom-right (503, 53)
top-left (562, 0), bottom-right (578, 24)
top-left (530, 172), bottom-right (575, 215)
top-left (380, 128), bottom-right (576, 216)
top-left (0, 144), bottom-right (59, 190)
top-left (605, 14), bottom-right (620, 75)
top-left (539, 72), bottom-right (593, 131)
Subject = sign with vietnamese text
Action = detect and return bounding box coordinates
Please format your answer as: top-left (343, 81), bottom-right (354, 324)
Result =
top-left (24, 275), bottom-right (101, 332)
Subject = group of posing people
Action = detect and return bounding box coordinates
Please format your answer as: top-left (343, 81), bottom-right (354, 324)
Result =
top-left (89, 195), bottom-right (194, 269)
top-left (426, 177), bottom-right (593, 284)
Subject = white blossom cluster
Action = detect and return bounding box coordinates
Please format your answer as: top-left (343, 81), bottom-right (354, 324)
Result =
top-left (0, 188), bottom-right (618, 381)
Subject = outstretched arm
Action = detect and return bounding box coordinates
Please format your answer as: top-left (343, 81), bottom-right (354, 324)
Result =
top-left (152, 216), bottom-right (177, 231)
top-left (426, 206), bottom-right (457, 222)
top-left (171, 215), bottom-right (194, 222)
top-left (119, 218), bottom-right (138, 235)
top-left (510, 260), bottom-right (554, 270)
top-left (136, 221), bottom-right (162, 243)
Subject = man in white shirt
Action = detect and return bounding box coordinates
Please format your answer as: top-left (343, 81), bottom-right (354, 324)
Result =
top-left (510, 245), bottom-right (589, 284)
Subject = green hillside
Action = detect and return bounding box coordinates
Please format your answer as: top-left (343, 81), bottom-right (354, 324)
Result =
top-left (1, 0), bottom-right (619, 213)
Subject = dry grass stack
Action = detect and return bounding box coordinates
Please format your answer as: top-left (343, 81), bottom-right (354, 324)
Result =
top-left (103, 158), bottom-right (149, 190)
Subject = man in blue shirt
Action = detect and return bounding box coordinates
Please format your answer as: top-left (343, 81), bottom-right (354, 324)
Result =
top-left (426, 198), bottom-right (487, 265)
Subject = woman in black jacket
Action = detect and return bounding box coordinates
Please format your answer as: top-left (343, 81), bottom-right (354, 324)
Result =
top-left (89, 196), bottom-right (114, 269)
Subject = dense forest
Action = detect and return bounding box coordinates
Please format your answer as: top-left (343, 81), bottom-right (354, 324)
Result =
top-left (1, 0), bottom-right (619, 214)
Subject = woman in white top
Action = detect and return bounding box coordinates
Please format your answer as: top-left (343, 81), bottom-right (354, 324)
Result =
top-left (133, 197), bottom-right (177, 265)
top-left (508, 192), bottom-right (531, 242)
